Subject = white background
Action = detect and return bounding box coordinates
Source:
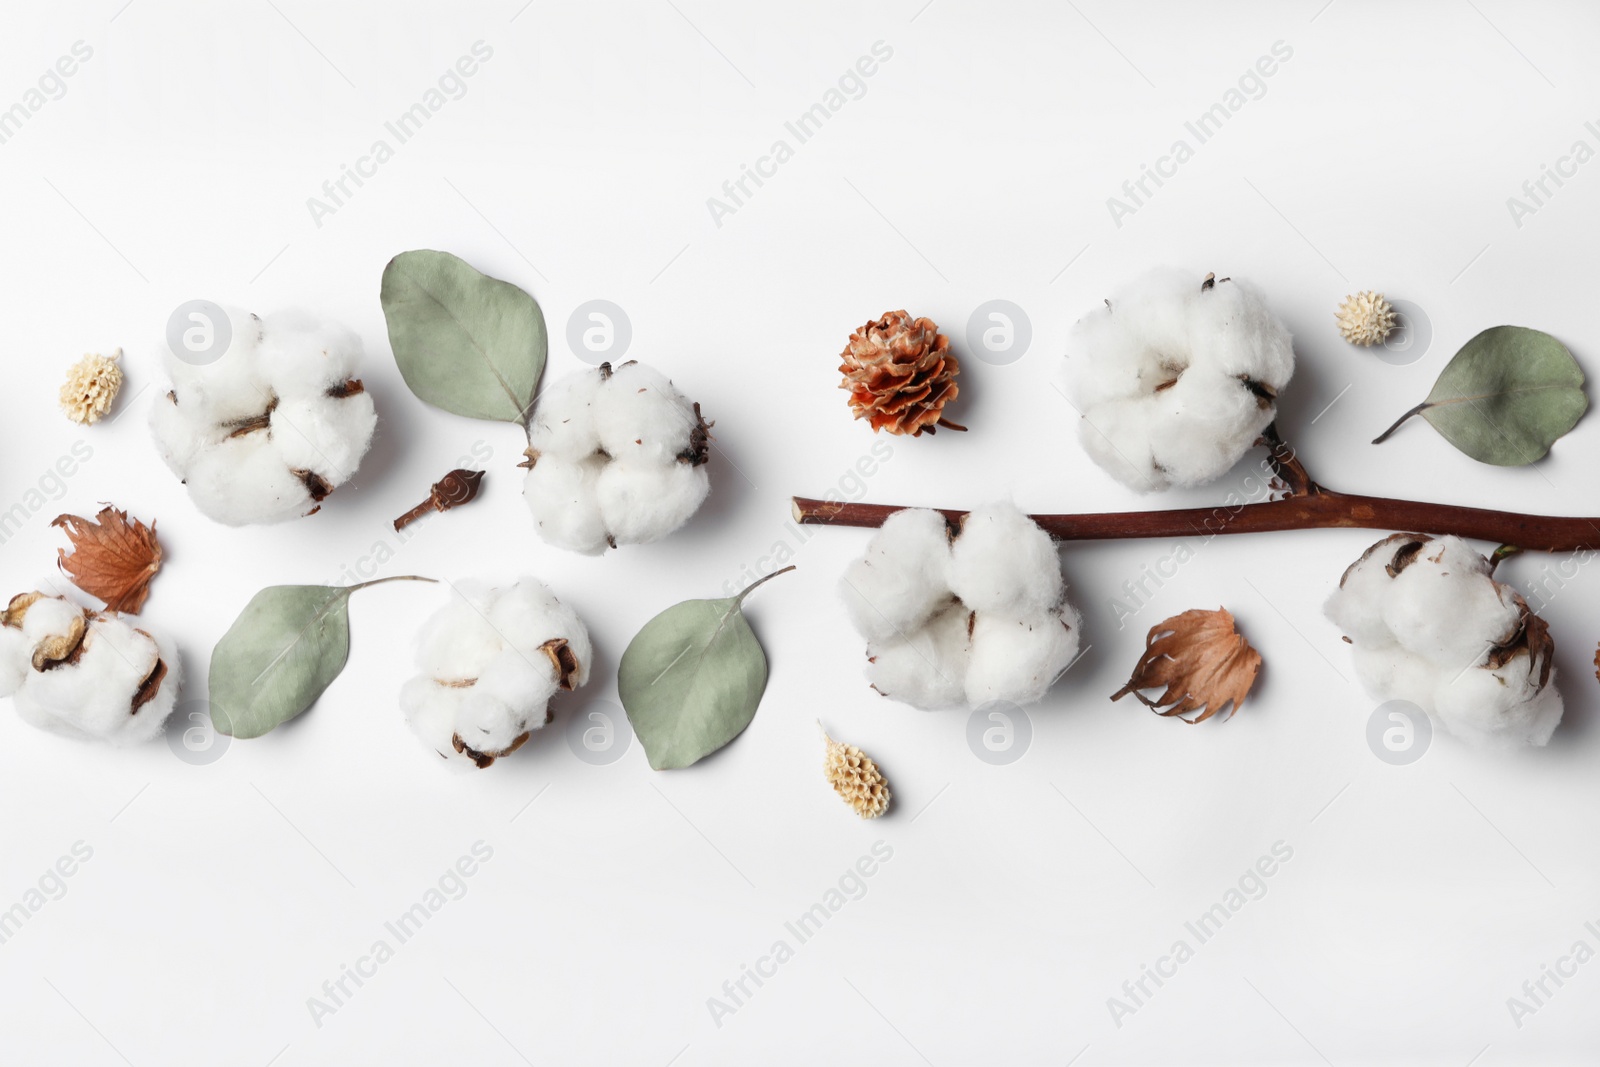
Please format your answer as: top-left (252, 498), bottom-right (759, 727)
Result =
top-left (1, 1), bottom-right (1599, 1064)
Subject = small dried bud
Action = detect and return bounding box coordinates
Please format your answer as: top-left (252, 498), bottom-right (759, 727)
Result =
top-left (393, 468), bottom-right (486, 531)
top-left (60, 349), bottom-right (125, 424)
top-left (822, 725), bottom-right (891, 819)
top-left (1336, 291), bottom-right (1398, 346)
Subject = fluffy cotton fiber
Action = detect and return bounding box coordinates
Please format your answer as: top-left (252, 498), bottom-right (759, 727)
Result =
top-left (839, 503), bottom-right (1081, 710)
top-left (150, 308), bottom-right (377, 525)
top-left (400, 578), bottom-right (591, 768)
top-left (1325, 534), bottom-right (1562, 749)
top-left (1064, 269), bottom-right (1294, 492)
top-left (523, 361), bottom-right (711, 554)
top-left (0, 592), bottom-right (181, 745)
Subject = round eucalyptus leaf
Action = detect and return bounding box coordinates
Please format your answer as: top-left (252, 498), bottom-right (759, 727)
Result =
top-left (1374, 325), bottom-right (1587, 465)
top-left (380, 249), bottom-right (547, 424)
top-left (618, 569), bottom-right (793, 770)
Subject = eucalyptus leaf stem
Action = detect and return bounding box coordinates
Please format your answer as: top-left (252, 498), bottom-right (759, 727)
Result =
top-left (1371, 401), bottom-right (1432, 444)
top-left (345, 575), bottom-right (439, 595)
top-left (735, 565), bottom-right (796, 604)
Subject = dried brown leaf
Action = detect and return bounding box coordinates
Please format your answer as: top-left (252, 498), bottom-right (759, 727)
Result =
top-left (1111, 607), bottom-right (1262, 723)
top-left (52, 506), bottom-right (163, 614)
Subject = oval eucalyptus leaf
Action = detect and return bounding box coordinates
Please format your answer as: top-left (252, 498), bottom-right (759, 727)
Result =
top-left (209, 575), bottom-right (435, 739)
top-left (380, 249), bottom-right (547, 424)
top-left (209, 586), bottom-right (354, 739)
top-left (619, 568), bottom-right (794, 770)
top-left (1373, 326), bottom-right (1587, 465)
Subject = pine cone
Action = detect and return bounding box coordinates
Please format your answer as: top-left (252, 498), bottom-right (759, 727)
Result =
top-left (1335, 291), bottom-right (1398, 346)
top-left (823, 728), bottom-right (890, 819)
top-left (839, 311), bottom-right (960, 436)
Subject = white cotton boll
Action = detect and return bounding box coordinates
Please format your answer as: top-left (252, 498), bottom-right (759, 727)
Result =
top-left (949, 502), bottom-right (1063, 617)
top-left (487, 579), bottom-right (592, 689)
top-left (1076, 396), bottom-right (1164, 492)
top-left (528, 368), bottom-right (604, 461)
top-left (524, 361), bottom-right (711, 552)
top-left (1143, 369), bottom-right (1273, 488)
top-left (270, 392), bottom-right (378, 485)
top-left (9, 613), bottom-right (180, 745)
top-left (1382, 539), bottom-right (1520, 668)
top-left (402, 578), bottom-right (591, 768)
top-left (1434, 661), bottom-right (1563, 749)
top-left (21, 596), bottom-right (84, 644)
top-left (841, 502), bottom-right (1083, 710)
top-left (839, 508), bottom-right (954, 643)
top-left (149, 394), bottom-right (223, 477)
top-left (593, 362), bottom-right (701, 463)
top-left (1324, 534), bottom-right (1414, 648)
top-left (161, 310), bottom-right (271, 425)
top-left (256, 312), bottom-right (363, 396)
top-left (0, 626), bottom-right (28, 696)
top-left (414, 586), bottom-right (505, 683)
top-left (1350, 643), bottom-right (1443, 713)
top-left (1330, 534), bottom-right (1564, 750)
top-left (1064, 269), bottom-right (1294, 491)
top-left (1066, 268), bottom-right (1195, 410)
top-left (596, 459), bottom-right (710, 546)
top-left (184, 435), bottom-right (315, 526)
top-left (1186, 277), bottom-right (1295, 391)
top-left (400, 679), bottom-right (474, 766)
top-left (864, 604), bottom-right (972, 710)
top-left (151, 309), bottom-right (375, 525)
top-left (474, 648), bottom-right (561, 713)
top-left (459, 651), bottom-right (560, 753)
top-left (965, 608), bottom-right (1081, 707)
top-left (523, 455), bottom-right (609, 555)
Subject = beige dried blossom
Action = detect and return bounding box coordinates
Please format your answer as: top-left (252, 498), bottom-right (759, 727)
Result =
top-left (1335, 291), bottom-right (1398, 346)
top-left (60, 348), bottom-right (124, 424)
top-left (822, 725), bottom-right (890, 819)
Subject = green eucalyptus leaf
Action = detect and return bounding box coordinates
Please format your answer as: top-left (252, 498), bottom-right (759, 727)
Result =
top-left (209, 586), bottom-right (354, 739)
top-left (209, 576), bottom-right (435, 739)
top-left (619, 567), bottom-right (794, 770)
top-left (1373, 325), bottom-right (1588, 465)
top-left (380, 249), bottom-right (547, 424)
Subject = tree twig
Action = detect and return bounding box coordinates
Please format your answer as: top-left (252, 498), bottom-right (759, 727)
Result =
top-left (791, 425), bottom-right (1600, 552)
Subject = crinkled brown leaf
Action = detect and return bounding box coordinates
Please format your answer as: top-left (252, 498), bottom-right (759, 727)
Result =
top-left (1111, 607), bottom-right (1261, 723)
top-left (52, 506), bottom-right (163, 614)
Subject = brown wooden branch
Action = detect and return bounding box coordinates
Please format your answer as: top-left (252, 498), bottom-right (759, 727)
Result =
top-left (791, 427), bottom-right (1600, 552)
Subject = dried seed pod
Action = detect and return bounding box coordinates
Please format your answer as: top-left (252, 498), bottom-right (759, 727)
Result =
top-left (1112, 607), bottom-right (1261, 723)
top-left (822, 725), bottom-right (890, 819)
top-left (1336, 290), bottom-right (1398, 346)
top-left (60, 349), bottom-right (125, 424)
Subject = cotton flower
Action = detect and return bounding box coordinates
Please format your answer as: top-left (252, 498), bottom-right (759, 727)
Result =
top-left (1063, 269), bottom-right (1295, 492)
top-left (60, 349), bottom-right (124, 424)
top-left (522, 360), bottom-right (711, 554)
top-left (839, 503), bottom-right (1081, 710)
top-left (0, 591), bottom-right (181, 745)
top-left (399, 578), bottom-right (592, 768)
top-left (1325, 533), bottom-right (1562, 749)
top-left (149, 309), bottom-right (377, 526)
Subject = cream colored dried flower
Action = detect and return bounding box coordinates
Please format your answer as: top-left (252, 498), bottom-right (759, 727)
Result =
top-left (1335, 291), bottom-right (1398, 346)
top-left (822, 725), bottom-right (890, 819)
top-left (60, 348), bottom-right (124, 424)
